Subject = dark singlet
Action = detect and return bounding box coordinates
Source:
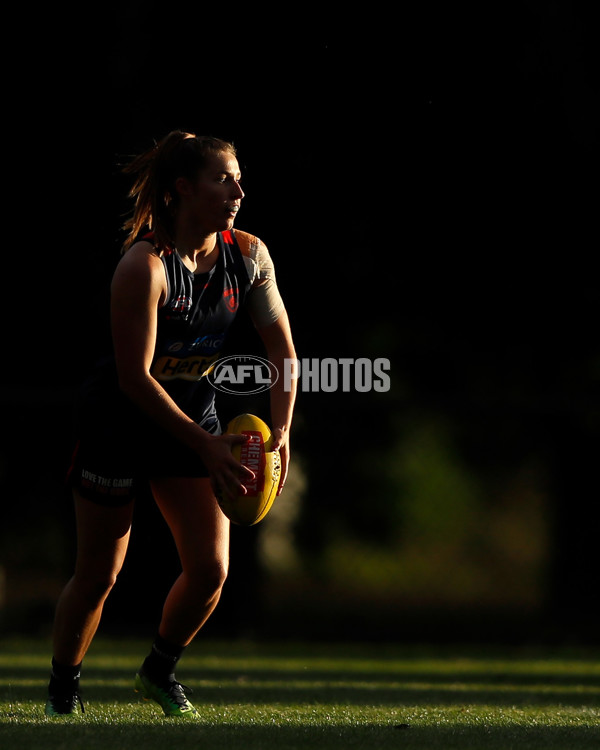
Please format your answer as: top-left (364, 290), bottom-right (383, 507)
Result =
top-left (78, 229), bottom-right (251, 426)
top-left (67, 229), bottom-right (253, 501)
top-left (148, 229), bottom-right (252, 417)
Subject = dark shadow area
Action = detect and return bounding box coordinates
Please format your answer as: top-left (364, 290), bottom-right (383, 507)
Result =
top-left (2, 2), bottom-right (599, 648)
top-left (3, 722), bottom-right (600, 750)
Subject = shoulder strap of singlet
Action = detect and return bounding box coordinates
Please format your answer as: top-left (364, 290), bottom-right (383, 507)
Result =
top-left (137, 229), bottom-right (157, 245)
top-left (224, 228), bottom-right (258, 258)
top-left (220, 229), bottom-right (252, 308)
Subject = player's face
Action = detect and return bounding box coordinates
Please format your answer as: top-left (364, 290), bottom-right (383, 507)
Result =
top-left (185, 151), bottom-right (244, 233)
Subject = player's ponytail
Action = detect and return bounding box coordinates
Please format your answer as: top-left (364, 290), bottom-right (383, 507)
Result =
top-left (120, 130), bottom-right (236, 253)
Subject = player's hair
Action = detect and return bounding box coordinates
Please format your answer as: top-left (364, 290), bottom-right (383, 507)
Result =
top-left (121, 130), bottom-right (237, 253)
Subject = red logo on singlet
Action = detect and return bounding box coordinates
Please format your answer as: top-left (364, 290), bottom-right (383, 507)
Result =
top-left (223, 287), bottom-right (239, 312)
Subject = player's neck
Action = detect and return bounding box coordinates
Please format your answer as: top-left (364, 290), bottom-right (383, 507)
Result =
top-left (173, 230), bottom-right (218, 272)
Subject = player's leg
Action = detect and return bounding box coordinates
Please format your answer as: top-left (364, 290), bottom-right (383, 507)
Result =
top-left (152, 476), bottom-right (230, 644)
top-left (135, 476), bottom-right (229, 717)
top-left (47, 492), bottom-right (134, 715)
top-left (52, 492), bottom-right (135, 664)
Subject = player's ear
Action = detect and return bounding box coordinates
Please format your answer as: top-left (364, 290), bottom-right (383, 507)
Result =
top-left (174, 176), bottom-right (194, 197)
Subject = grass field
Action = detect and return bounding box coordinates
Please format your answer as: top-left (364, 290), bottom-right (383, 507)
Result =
top-left (0, 637), bottom-right (598, 749)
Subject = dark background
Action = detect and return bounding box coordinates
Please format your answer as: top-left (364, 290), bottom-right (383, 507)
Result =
top-left (1, 2), bottom-right (598, 644)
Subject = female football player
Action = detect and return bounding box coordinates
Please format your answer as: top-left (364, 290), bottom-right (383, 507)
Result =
top-left (45, 130), bottom-right (296, 718)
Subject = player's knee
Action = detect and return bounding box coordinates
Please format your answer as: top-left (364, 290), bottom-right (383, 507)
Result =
top-left (188, 557), bottom-right (229, 598)
top-left (75, 568), bottom-right (120, 604)
top-left (203, 558), bottom-right (229, 595)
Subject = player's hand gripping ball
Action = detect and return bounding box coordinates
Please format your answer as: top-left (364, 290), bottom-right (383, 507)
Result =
top-left (217, 413), bottom-right (282, 526)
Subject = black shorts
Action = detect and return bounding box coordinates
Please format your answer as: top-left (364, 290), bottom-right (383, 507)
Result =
top-left (67, 410), bottom-right (220, 507)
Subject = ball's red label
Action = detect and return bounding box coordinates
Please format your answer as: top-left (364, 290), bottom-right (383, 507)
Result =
top-left (240, 431), bottom-right (266, 495)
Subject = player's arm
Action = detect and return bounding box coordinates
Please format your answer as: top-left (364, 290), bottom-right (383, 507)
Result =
top-left (242, 235), bottom-right (296, 492)
top-left (110, 242), bottom-right (252, 498)
top-left (254, 309), bottom-right (297, 494)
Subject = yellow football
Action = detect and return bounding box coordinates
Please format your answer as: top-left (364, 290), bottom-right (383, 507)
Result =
top-left (217, 413), bottom-right (281, 526)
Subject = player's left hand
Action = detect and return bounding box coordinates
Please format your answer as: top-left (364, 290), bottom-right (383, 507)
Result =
top-left (271, 427), bottom-right (289, 495)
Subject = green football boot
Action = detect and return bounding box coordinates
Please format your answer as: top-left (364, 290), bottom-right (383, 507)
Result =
top-left (45, 690), bottom-right (85, 717)
top-left (134, 671), bottom-right (199, 718)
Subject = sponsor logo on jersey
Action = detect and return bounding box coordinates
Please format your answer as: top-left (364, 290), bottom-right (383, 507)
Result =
top-left (152, 352), bottom-right (219, 381)
top-left (166, 334), bottom-right (225, 355)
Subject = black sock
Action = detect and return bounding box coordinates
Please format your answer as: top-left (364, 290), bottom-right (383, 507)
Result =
top-left (49, 658), bottom-right (82, 694)
top-left (141, 635), bottom-right (186, 683)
